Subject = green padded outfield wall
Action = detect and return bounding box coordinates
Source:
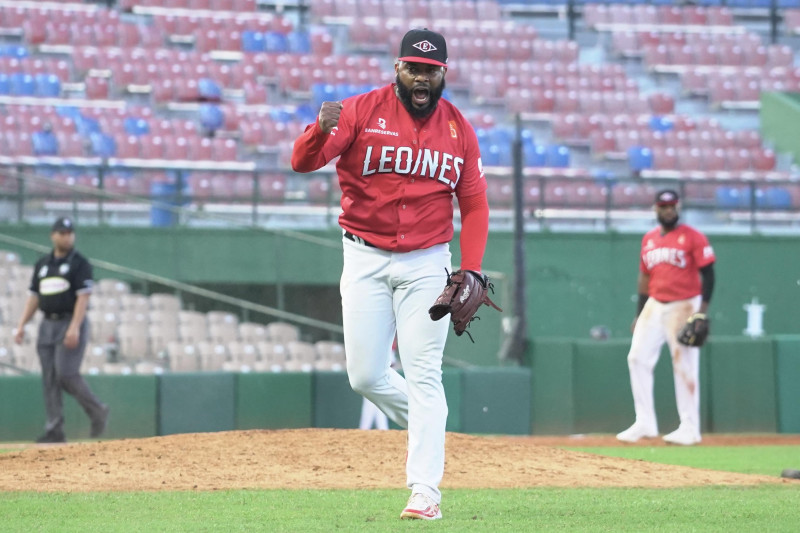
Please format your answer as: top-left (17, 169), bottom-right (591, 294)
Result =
top-left (2, 226), bottom-right (796, 347)
top-left (65, 375), bottom-right (158, 439)
top-left (528, 338), bottom-right (713, 435)
top-left (0, 374), bottom-right (157, 441)
top-left (235, 372), bottom-right (313, 429)
top-left (158, 373), bottom-right (236, 435)
top-left (460, 367), bottom-right (531, 435)
top-left (311, 369), bottom-right (465, 432)
top-left (706, 337), bottom-right (777, 433)
top-left (774, 336), bottom-right (800, 433)
top-left (0, 375), bottom-right (46, 441)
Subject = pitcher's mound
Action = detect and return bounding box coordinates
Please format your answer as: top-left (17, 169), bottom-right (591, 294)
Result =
top-left (0, 429), bottom-right (790, 492)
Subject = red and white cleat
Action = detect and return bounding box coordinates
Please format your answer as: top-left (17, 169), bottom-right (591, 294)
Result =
top-left (400, 493), bottom-right (442, 520)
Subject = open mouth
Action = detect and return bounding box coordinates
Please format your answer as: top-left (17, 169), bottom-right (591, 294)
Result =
top-left (412, 86), bottom-right (430, 106)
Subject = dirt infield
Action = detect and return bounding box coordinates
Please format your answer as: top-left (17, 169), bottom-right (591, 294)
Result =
top-left (1, 429), bottom-right (798, 492)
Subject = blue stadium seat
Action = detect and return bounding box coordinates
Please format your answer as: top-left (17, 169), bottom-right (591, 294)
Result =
top-left (270, 107), bottom-right (294, 123)
top-left (483, 143), bottom-right (512, 167)
top-left (124, 117), bottom-right (150, 136)
top-left (197, 78), bottom-right (222, 101)
top-left (757, 188), bottom-right (792, 209)
top-left (198, 104), bottom-right (224, 133)
top-left (32, 131), bottom-right (59, 156)
top-left (10, 73), bottom-right (35, 96)
top-left (525, 144), bottom-right (548, 167)
top-left (241, 31), bottom-right (266, 53)
top-left (0, 45), bottom-right (28, 58)
top-left (715, 187), bottom-right (748, 209)
top-left (35, 74), bottom-right (61, 98)
top-left (546, 145), bottom-right (571, 168)
top-left (628, 146), bottom-right (654, 171)
top-left (90, 133), bottom-right (117, 158)
top-left (287, 31), bottom-right (311, 54)
top-left (264, 32), bottom-right (288, 53)
top-left (311, 83), bottom-right (337, 108)
top-left (0, 73), bottom-right (10, 95)
top-left (649, 116), bottom-right (673, 132)
top-left (488, 127), bottom-right (514, 147)
top-left (294, 103), bottom-right (318, 124)
top-left (74, 115), bottom-right (102, 137)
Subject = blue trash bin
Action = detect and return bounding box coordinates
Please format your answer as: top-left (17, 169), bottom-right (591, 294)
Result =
top-left (150, 181), bottom-right (190, 227)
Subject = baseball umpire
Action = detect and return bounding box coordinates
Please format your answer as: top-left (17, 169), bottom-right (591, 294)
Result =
top-left (292, 28), bottom-right (492, 520)
top-left (14, 217), bottom-right (109, 443)
top-left (617, 190), bottom-right (715, 446)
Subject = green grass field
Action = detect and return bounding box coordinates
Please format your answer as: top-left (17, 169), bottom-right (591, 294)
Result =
top-left (1, 445), bottom-right (798, 532)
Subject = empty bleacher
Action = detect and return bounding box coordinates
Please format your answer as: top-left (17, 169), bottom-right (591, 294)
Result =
top-left (0, 0), bottom-right (797, 227)
top-left (0, 248), bottom-right (346, 375)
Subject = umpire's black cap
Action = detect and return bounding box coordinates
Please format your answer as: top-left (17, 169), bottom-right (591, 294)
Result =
top-left (655, 189), bottom-right (679, 206)
top-left (398, 28), bottom-right (448, 67)
top-left (51, 217), bottom-right (75, 232)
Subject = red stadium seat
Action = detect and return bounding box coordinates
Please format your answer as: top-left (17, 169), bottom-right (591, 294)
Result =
top-left (751, 148), bottom-right (776, 171)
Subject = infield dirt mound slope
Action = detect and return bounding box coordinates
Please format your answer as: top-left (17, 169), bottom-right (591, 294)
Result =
top-left (0, 429), bottom-right (790, 492)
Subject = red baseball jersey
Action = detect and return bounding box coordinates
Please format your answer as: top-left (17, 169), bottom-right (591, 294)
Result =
top-left (640, 224), bottom-right (715, 302)
top-left (292, 84), bottom-right (486, 252)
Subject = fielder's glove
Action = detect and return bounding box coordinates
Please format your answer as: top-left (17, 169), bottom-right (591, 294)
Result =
top-left (677, 313), bottom-right (710, 347)
top-left (429, 269), bottom-right (502, 342)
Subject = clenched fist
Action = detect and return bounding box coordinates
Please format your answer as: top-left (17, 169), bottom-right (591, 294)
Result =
top-left (318, 101), bottom-right (343, 133)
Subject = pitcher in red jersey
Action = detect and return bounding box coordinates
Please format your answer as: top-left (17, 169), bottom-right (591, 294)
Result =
top-left (617, 189), bottom-right (716, 446)
top-left (292, 28), bottom-right (490, 520)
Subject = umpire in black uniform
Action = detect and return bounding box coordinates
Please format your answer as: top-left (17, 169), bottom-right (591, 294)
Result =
top-left (13, 217), bottom-right (109, 443)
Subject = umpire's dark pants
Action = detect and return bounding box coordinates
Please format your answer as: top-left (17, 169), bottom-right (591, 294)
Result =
top-left (37, 317), bottom-right (105, 433)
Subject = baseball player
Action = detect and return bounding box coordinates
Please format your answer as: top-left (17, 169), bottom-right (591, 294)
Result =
top-left (617, 189), bottom-right (715, 446)
top-left (291, 28), bottom-right (489, 520)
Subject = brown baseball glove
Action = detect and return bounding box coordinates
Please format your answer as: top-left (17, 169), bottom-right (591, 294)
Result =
top-left (429, 269), bottom-right (502, 342)
top-left (677, 312), bottom-right (710, 347)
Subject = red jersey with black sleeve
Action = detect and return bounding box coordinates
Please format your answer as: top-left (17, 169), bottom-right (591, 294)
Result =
top-left (291, 84), bottom-right (487, 257)
top-left (640, 224), bottom-right (715, 302)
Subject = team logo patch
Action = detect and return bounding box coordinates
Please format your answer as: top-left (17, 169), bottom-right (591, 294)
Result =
top-left (448, 121), bottom-right (457, 139)
top-left (59, 263), bottom-right (70, 275)
top-left (413, 40), bottom-right (437, 53)
top-left (38, 265), bottom-right (48, 278)
top-left (459, 285), bottom-right (470, 303)
top-left (40, 277), bottom-right (70, 296)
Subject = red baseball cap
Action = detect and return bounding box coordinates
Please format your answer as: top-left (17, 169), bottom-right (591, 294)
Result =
top-left (655, 189), bottom-right (679, 206)
top-left (397, 28), bottom-right (448, 67)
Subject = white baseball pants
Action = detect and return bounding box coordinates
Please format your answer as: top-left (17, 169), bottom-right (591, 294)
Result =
top-left (627, 295), bottom-right (702, 436)
top-left (341, 237), bottom-right (451, 504)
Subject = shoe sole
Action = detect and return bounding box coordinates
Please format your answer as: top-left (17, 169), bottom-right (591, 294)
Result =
top-left (663, 438), bottom-right (701, 445)
top-left (616, 433), bottom-right (658, 443)
top-left (400, 510), bottom-right (442, 520)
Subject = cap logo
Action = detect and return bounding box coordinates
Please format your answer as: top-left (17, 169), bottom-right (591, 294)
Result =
top-left (412, 40), bottom-right (437, 53)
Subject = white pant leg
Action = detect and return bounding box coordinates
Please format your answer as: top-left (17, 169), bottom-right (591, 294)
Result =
top-left (341, 239), bottom-right (409, 428)
top-left (390, 244), bottom-right (451, 504)
top-left (359, 397), bottom-right (389, 430)
top-left (627, 298), bottom-right (667, 433)
top-left (663, 296), bottom-right (702, 436)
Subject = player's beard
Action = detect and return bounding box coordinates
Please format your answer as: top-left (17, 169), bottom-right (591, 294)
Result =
top-left (395, 76), bottom-right (445, 119)
top-left (657, 211), bottom-right (679, 230)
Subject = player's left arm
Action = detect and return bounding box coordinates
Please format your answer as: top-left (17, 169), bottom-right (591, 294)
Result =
top-left (455, 120), bottom-right (488, 271)
top-left (693, 232), bottom-right (716, 314)
top-left (698, 263), bottom-right (714, 314)
top-left (458, 192), bottom-right (489, 271)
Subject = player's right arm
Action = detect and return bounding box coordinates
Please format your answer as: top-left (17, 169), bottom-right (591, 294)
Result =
top-left (291, 101), bottom-right (345, 173)
top-left (632, 271), bottom-right (650, 332)
top-left (14, 294), bottom-right (39, 344)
